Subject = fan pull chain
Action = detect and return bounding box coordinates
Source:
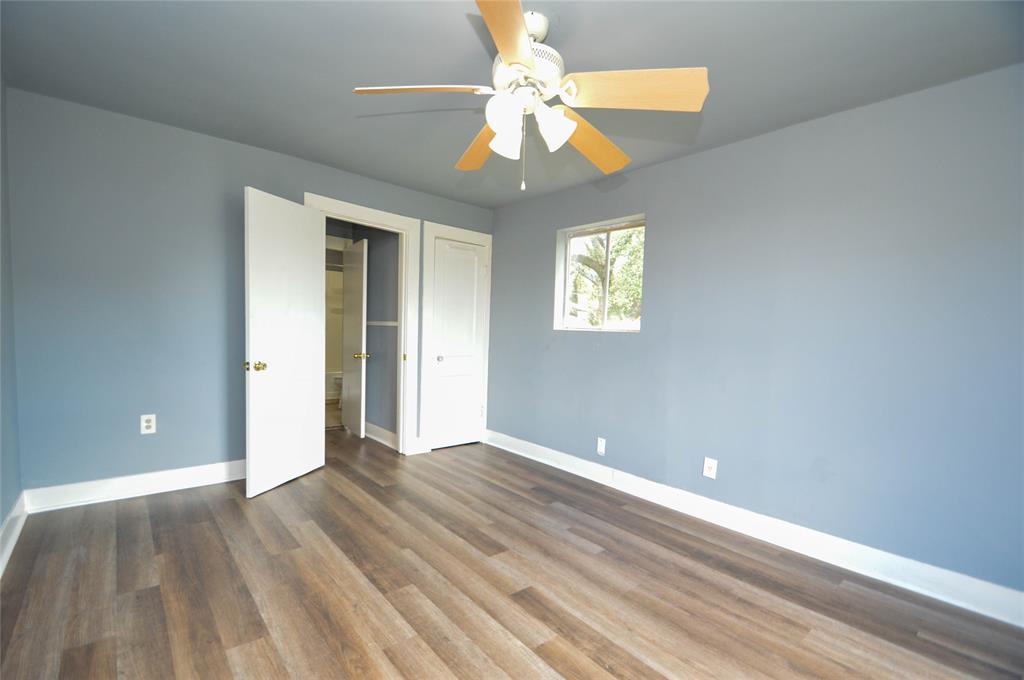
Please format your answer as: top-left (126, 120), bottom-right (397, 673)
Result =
top-left (520, 112), bottom-right (527, 191)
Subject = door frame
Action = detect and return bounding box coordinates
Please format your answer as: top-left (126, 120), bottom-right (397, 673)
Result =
top-left (422, 221), bottom-right (493, 449)
top-left (305, 192), bottom-right (428, 455)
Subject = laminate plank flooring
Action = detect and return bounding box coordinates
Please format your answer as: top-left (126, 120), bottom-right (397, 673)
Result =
top-left (2, 430), bottom-right (1021, 678)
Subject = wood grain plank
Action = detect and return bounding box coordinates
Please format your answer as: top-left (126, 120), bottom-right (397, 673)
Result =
top-left (1, 521), bottom-right (80, 680)
top-left (64, 503), bottom-right (118, 648)
top-left (116, 497), bottom-right (160, 594)
top-left (146, 488), bottom-right (214, 555)
top-left (59, 637), bottom-right (117, 680)
top-left (511, 585), bottom-right (670, 680)
top-left (533, 635), bottom-right (619, 680)
top-left (115, 586), bottom-right (176, 680)
top-left (385, 585), bottom-right (513, 680)
top-left (383, 635), bottom-right (459, 680)
top-left (156, 544), bottom-right (233, 679)
top-left (225, 637), bottom-right (292, 680)
top-left (1, 513), bottom-right (49, 658)
top-left (396, 548), bottom-right (562, 680)
top-left (176, 521), bottom-right (268, 649)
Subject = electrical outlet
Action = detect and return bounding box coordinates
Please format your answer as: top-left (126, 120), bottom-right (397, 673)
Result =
top-left (140, 414), bottom-right (156, 435)
top-left (702, 456), bottom-right (718, 480)
top-left (596, 437), bottom-right (606, 456)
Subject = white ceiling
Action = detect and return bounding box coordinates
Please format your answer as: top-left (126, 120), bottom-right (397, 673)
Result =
top-left (3, 1), bottom-right (1022, 208)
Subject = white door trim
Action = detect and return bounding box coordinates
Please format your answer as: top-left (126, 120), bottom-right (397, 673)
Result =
top-left (304, 193), bottom-right (427, 454)
top-left (422, 221), bottom-right (493, 449)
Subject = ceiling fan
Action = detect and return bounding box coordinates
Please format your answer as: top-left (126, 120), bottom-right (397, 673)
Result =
top-left (354, 0), bottom-right (709, 189)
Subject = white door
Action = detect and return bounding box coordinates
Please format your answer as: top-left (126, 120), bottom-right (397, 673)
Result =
top-left (341, 239), bottom-right (368, 436)
top-left (245, 187), bottom-right (325, 497)
top-left (426, 235), bottom-right (490, 448)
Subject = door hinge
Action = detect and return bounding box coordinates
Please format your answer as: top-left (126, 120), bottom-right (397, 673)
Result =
top-left (402, 353), bottom-right (408, 361)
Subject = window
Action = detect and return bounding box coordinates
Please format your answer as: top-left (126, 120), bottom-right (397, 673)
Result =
top-left (554, 215), bottom-right (645, 331)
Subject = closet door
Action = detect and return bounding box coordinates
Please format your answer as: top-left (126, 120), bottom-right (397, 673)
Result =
top-left (341, 239), bottom-right (368, 437)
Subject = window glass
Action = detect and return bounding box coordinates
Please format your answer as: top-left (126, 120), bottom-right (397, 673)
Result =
top-left (564, 231), bottom-right (607, 329)
top-left (557, 222), bottom-right (644, 331)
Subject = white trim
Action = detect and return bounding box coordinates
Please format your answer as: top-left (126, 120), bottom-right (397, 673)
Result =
top-left (23, 460), bottom-right (246, 514)
top-left (484, 430), bottom-right (1024, 629)
top-left (365, 422), bottom-right (399, 450)
top-left (304, 193), bottom-right (424, 455)
top-left (422, 222), bottom-right (492, 451)
top-left (0, 492), bottom-right (28, 578)
top-left (367, 320), bottom-right (399, 327)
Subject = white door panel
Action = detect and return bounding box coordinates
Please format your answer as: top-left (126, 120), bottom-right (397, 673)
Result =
top-left (428, 237), bottom-right (489, 448)
top-left (341, 240), bottom-right (368, 436)
top-left (245, 187), bottom-right (325, 497)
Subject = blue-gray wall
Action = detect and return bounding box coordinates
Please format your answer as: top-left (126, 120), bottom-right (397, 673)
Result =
top-left (2, 77), bottom-right (24, 520)
top-left (488, 65), bottom-right (1023, 590)
top-left (5, 88), bottom-right (490, 489)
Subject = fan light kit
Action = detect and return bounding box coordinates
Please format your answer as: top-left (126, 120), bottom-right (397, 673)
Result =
top-left (355, 1), bottom-right (709, 191)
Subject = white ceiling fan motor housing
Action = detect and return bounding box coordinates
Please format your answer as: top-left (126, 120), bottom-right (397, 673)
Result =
top-left (492, 43), bottom-right (564, 100)
top-left (491, 12), bottom-right (563, 101)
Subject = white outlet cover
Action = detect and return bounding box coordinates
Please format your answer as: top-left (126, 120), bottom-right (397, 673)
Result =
top-left (596, 437), bottom-right (606, 455)
top-left (703, 456), bottom-right (718, 479)
top-left (140, 414), bottom-right (156, 435)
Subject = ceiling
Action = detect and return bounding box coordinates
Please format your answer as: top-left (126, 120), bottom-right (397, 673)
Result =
top-left (3, 1), bottom-right (1022, 208)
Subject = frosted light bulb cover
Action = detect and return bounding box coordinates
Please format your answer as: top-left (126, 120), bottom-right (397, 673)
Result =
top-left (534, 101), bottom-right (577, 153)
top-left (489, 129), bottom-right (523, 160)
top-left (485, 92), bottom-right (523, 135)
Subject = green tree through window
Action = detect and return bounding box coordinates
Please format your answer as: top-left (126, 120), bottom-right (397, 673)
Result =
top-left (563, 223), bottom-right (644, 330)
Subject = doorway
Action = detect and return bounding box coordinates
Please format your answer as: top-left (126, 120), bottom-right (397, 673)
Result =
top-left (305, 192), bottom-right (429, 455)
top-left (323, 218), bottom-right (401, 449)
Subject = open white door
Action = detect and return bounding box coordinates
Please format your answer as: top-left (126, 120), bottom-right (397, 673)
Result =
top-left (341, 239), bottom-right (368, 436)
top-left (424, 227), bottom-right (491, 449)
top-left (245, 187), bottom-right (325, 497)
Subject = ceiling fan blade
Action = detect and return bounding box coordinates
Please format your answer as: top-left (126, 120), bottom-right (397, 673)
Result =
top-left (476, 0), bottom-right (535, 70)
top-left (455, 125), bottom-right (496, 171)
top-left (554, 106), bottom-right (631, 175)
top-left (562, 67), bottom-right (709, 112)
top-left (353, 85), bottom-right (494, 95)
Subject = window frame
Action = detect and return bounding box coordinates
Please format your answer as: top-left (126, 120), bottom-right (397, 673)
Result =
top-left (553, 213), bottom-right (646, 333)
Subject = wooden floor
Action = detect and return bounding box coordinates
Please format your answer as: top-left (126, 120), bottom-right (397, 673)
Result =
top-left (2, 432), bottom-right (1021, 679)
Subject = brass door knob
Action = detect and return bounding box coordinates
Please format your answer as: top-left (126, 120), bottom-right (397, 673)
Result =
top-left (253, 361), bottom-right (268, 371)
top-left (352, 353), bottom-right (371, 360)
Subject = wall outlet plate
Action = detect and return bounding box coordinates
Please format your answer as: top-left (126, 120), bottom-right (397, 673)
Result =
top-left (140, 414), bottom-right (156, 435)
top-left (703, 456), bottom-right (718, 479)
top-left (596, 437), bottom-right (606, 455)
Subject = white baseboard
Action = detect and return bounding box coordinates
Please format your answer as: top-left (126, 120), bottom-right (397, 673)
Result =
top-left (484, 430), bottom-right (1023, 629)
top-left (0, 492), bottom-right (28, 578)
top-left (365, 423), bottom-right (398, 451)
top-left (23, 459), bottom-right (246, 514)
